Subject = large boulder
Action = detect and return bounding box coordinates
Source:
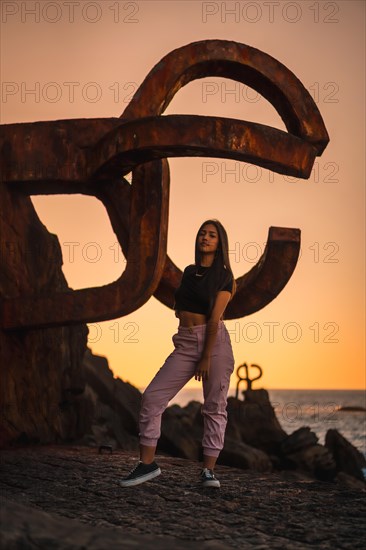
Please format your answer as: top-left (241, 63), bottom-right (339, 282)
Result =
top-left (83, 348), bottom-right (142, 435)
top-left (286, 446), bottom-right (336, 480)
top-left (279, 426), bottom-right (366, 483)
top-left (325, 429), bottom-right (366, 482)
top-left (158, 401), bottom-right (202, 459)
top-left (280, 427), bottom-right (337, 480)
top-left (159, 391), bottom-right (279, 472)
top-left (226, 390), bottom-right (288, 455)
top-left (220, 438), bottom-right (272, 471)
top-left (76, 348), bottom-right (142, 450)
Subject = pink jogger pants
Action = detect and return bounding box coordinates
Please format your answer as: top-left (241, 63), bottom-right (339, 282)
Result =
top-left (139, 321), bottom-right (234, 458)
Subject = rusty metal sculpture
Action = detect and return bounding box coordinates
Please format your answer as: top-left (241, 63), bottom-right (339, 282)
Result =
top-left (235, 362), bottom-right (264, 397)
top-left (0, 40), bottom-right (329, 330)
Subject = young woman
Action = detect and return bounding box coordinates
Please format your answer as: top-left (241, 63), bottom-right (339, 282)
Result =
top-left (120, 219), bottom-right (236, 488)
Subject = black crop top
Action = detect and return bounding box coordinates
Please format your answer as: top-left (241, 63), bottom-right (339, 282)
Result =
top-left (174, 265), bottom-right (233, 315)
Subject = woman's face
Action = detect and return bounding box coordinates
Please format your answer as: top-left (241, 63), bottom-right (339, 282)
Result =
top-left (197, 223), bottom-right (219, 255)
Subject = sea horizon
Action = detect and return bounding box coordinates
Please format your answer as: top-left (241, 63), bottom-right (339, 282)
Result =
top-left (133, 387), bottom-right (365, 455)
top-left (137, 386), bottom-right (365, 392)
top-left (157, 387), bottom-right (366, 458)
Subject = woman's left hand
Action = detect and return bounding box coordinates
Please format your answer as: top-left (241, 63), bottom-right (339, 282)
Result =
top-left (195, 358), bottom-right (211, 381)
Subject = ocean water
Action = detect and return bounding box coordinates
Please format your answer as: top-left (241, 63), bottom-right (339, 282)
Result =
top-left (169, 388), bottom-right (366, 457)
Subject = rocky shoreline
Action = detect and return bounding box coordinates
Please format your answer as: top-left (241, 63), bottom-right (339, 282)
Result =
top-left (74, 350), bottom-right (366, 487)
top-left (1, 445), bottom-right (365, 549)
top-left (2, 347), bottom-right (365, 550)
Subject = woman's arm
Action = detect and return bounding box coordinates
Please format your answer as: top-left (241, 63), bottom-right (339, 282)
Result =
top-left (194, 290), bottom-right (232, 381)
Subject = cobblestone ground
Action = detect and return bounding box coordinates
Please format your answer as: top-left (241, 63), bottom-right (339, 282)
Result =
top-left (1, 445), bottom-right (365, 549)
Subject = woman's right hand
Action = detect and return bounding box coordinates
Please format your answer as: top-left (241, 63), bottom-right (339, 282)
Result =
top-left (195, 357), bottom-right (211, 382)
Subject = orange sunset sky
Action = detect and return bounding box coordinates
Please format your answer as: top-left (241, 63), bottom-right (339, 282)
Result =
top-left (1, 0), bottom-right (365, 391)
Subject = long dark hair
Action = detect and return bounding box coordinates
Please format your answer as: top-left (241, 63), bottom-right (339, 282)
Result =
top-left (194, 219), bottom-right (236, 314)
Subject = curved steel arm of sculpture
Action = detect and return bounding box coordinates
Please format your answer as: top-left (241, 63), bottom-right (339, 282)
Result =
top-left (1, 161), bottom-right (169, 329)
top-left (120, 39), bottom-right (328, 318)
top-left (224, 227), bottom-right (300, 319)
top-left (95, 179), bottom-right (301, 318)
top-left (0, 113), bottom-right (304, 328)
top-left (91, 115), bottom-right (317, 180)
top-left (1, 114), bottom-right (317, 187)
top-left (0, 40), bottom-right (329, 330)
top-left (153, 227), bottom-right (301, 319)
top-left (0, 110), bottom-right (307, 329)
top-left (122, 39), bottom-right (329, 153)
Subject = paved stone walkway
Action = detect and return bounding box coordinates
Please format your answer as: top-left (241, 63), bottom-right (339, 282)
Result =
top-left (1, 445), bottom-right (365, 549)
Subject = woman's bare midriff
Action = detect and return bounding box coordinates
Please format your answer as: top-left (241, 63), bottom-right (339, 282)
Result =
top-left (175, 310), bottom-right (207, 327)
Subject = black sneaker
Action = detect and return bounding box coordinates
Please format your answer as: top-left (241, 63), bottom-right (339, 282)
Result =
top-left (201, 468), bottom-right (220, 488)
top-left (120, 461), bottom-right (161, 487)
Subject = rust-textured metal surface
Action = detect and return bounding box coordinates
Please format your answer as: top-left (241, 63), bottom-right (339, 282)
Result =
top-left (235, 363), bottom-right (263, 396)
top-left (122, 40), bottom-right (329, 153)
top-left (98, 180), bottom-right (301, 318)
top-left (2, 161), bottom-right (169, 329)
top-left (1, 115), bottom-right (317, 186)
top-left (0, 40), bottom-right (329, 330)
top-left (225, 227), bottom-right (300, 319)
